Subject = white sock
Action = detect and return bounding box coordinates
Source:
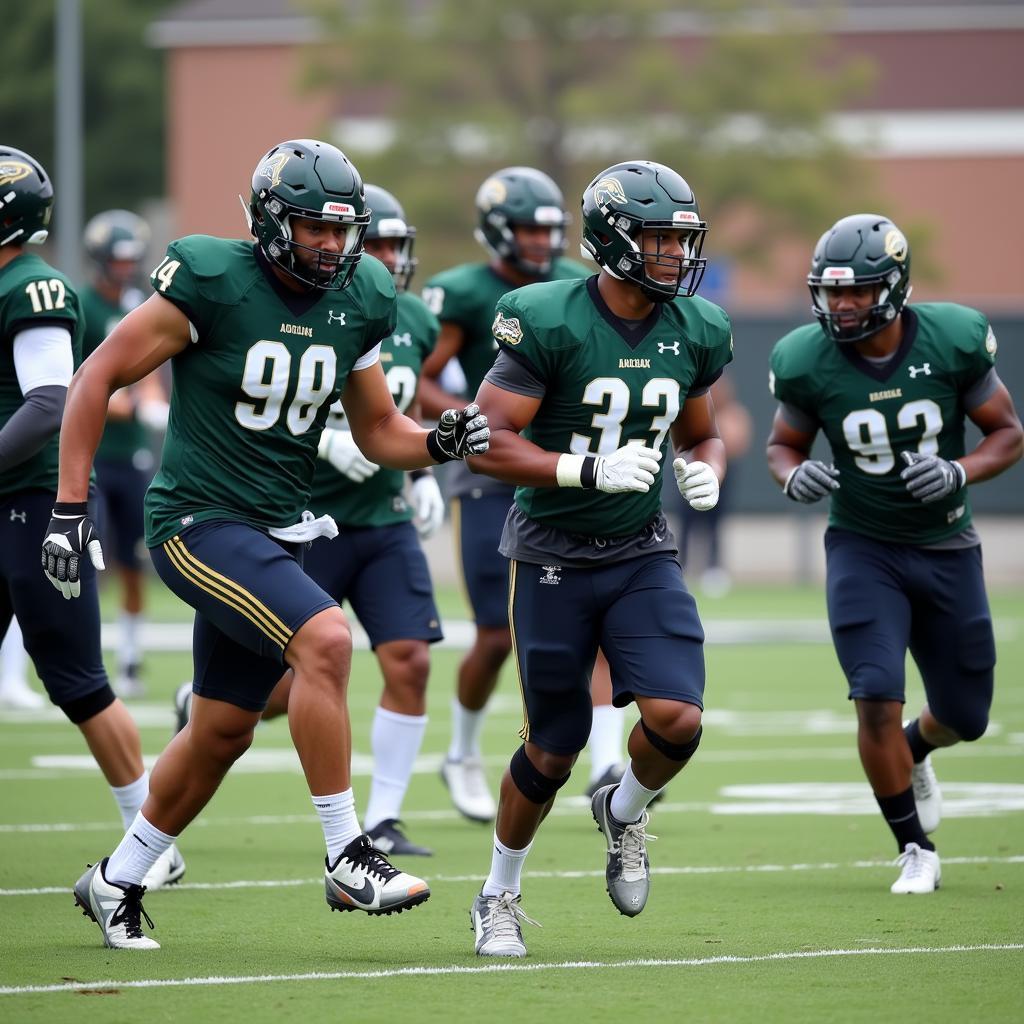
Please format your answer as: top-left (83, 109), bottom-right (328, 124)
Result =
top-left (448, 698), bottom-right (486, 761)
top-left (364, 707), bottom-right (428, 832)
top-left (312, 789), bottom-right (361, 864)
top-left (609, 762), bottom-right (663, 824)
top-left (0, 619), bottom-right (28, 688)
top-left (588, 704), bottom-right (625, 782)
top-left (106, 812), bottom-right (176, 886)
top-left (110, 771), bottom-right (149, 829)
top-left (481, 832), bottom-right (532, 898)
top-left (118, 612), bottom-right (141, 669)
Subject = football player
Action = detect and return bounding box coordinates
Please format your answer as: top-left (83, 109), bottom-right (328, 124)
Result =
top-left (80, 209), bottom-right (169, 698)
top-left (466, 160), bottom-right (731, 956)
top-left (44, 140), bottom-right (488, 950)
top-left (0, 145), bottom-right (182, 887)
top-left (767, 214), bottom-right (1023, 894)
top-left (256, 184), bottom-right (446, 857)
top-left (420, 167), bottom-right (626, 821)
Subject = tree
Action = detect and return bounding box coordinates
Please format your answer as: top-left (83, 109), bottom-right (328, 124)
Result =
top-left (0, 0), bottom-right (168, 218)
top-left (300, 0), bottom-right (878, 275)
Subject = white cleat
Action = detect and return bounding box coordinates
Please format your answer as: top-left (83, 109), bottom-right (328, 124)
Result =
top-left (141, 844), bottom-right (186, 891)
top-left (890, 842), bottom-right (941, 894)
top-left (911, 754), bottom-right (942, 834)
top-left (73, 858), bottom-right (159, 949)
top-left (325, 834), bottom-right (430, 916)
top-left (440, 756), bottom-right (496, 823)
top-left (0, 679), bottom-right (45, 709)
top-left (470, 890), bottom-right (541, 957)
top-left (591, 784), bottom-right (656, 917)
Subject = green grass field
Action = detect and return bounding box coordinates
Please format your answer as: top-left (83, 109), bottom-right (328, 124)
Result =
top-left (1, 582), bottom-right (1021, 1022)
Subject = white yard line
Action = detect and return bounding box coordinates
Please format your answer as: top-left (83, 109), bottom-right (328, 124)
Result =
top-left (1, 944), bottom-right (1020, 996)
top-left (2, 855), bottom-right (1021, 898)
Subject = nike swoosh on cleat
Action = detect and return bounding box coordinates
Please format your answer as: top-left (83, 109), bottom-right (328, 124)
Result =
top-left (331, 877), bottom-right (375, 904)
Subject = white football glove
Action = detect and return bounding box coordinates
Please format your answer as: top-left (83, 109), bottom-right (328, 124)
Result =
top-left (595, 444), bottom-right (662, 494)
top-left (409, 472), bottom-right (445, 539)
top-left (673, 458), bottom-right (720, 511)
top-left (317, 428), bottom-right (380, 483)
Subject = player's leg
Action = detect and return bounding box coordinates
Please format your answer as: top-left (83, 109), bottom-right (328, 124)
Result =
top-left (345, 522), bottom-right (443, 856)
top-left (598, 553), bottom-right (705, 916)
top-left (824, 528), bottom-right (938, 893)
top-left (471, 558), bottom-right (597, 957)
top-left (585, 650), bottom-right (625, 796)
top-left (444, 493), bottom-right (514, 822)
top-left (904, 544), bottom-right (996, 835)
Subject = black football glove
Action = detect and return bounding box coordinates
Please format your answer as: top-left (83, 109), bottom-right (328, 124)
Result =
top-left (41, 502), bottom-right (105, 600)
top-left (783, 460), bottom-right (840, 503)
top-left (426, 403), bottom-right (490, 463)
top-left (900, 450), bottom-right (966, 504)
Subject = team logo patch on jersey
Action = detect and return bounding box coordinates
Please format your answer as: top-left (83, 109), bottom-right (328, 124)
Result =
top-left (328, 310), bottom-right (346, 326)
top-left (594, 176), bottom-right (628, 207)
top-left (393, 331), bottom-right (412, 346)
top-left (258, 152), bottom-right (290, 188)
top-left (492, 311), bottom-right (523, 346)
top-left (908, 363), bottom-right (931, 378)
top-left (883, 229), bottom-right (908, 262)
top-left (0, 160), bottom-right (32, 188)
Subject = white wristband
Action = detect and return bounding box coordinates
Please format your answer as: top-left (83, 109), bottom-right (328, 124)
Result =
top-left (556, 453), bottom-right (587, 488)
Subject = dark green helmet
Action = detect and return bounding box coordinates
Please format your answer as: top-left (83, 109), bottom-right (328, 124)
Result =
top-left (474, 166), bottom-right (569, 275)
top-left (581, 160), bottom-right (708, 303)
top-left (808, 213), bottom-right (912, 343)
top-left (84, 209), bottom-right (150, 267)
top-left (0, 145), bottom-right (53, 248)
top-left (247, 139), bottom-right (369, 291)
top-left (364, 184), bottom-right (417, 292)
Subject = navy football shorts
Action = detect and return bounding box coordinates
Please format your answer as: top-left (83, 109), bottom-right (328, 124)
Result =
top-left (304, 520), bottom-right (443, 649)
top-left (451, 491), bottom-right (514, 629)
top-left (0, 489), bottom-right (108, 706)
top-left (508, 552), bottom-right (705, 755)
top-left (94, 457), bottom-right (149, 570)
top-left (825, 527), bottom-right (995, 739)
top-left (150, 520), bottom-right (337, 711)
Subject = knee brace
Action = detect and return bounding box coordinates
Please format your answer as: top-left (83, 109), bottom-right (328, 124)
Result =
top-left (60, 683), bottom-right (116, 725)
top-left (642, 721), bottom-right (702, 762)
top-left (509, 744), bottom-right (571, 804)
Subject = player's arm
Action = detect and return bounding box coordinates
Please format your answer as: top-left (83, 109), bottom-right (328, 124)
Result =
top-left (470, 378), bottom-right (660, 493)
top-left (342, 358), bottom-right (487, 469)
top-left (766, 406), bottom-right (839, 503)
top-left (960, 380), bottom-right (1024, 483)
top-left (416, 322), bottom-right (466, 419)
top-left (57, 293), bottom-right (192, 502)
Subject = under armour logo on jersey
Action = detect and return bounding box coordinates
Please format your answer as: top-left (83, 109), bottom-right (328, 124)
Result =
top-left (908, 363), bottom-right (932, 378)
top-left (393, 331), bottom-right (412, 346)
top-left (9, 509), bottom-right (26, 523)
top-left (539, 565), bottom-right (562, 585)
top-left (657, 341), bottom-right (680, 355)
top-left (327, 310), bottom-right (346, 326)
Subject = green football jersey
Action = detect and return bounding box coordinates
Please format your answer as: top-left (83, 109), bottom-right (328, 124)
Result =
top-left (769, 303), bottom-right (997, 544)
top-left (144, 236), bottom-right (397, 547)
top-left (308, 290), bottom-right (439, 527)
top-left (80, 283), bottom-right (148, 463)
top-left (0, 252), bottom-right (84, 498)
top-left (421, 257), bottom-right (589, 397)
top-left (497, 276), bottom-right (733, 538)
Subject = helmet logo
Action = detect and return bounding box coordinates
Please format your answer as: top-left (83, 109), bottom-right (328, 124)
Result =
top-left (259, 152), bottom-right (290, 188)
top-left (492, 311), bottom-right (523, 347)
top-left (594, 176), bottom-right (627, 207)
top-left (883, 229), bottom-right (908, 262)
top-left (0, 160), bottom-right (32, 188)
top-left (322, 201), bottom-right (355, 218)
top-left (478, 178), bottom-right (508, 211)
top-left (672, 210), bottom-right (699, 224)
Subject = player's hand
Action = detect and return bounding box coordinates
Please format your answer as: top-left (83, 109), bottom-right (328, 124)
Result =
top-left (41, 502), bottom-right (105, 600)
top-left (783, 460), bottom-right (839, 503)
top-left (673, 458), bottom-right (720, 511)
top-left (594, 444), bottom-right (661, 494)
top-left (409, 472), bottom-right (445, 539)
top-left (900, 450), bottom-right (966, 504)
top-left (427, 403), bottom-right (490, 462)
top-left (317, 428), bottom-right (380, 482)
